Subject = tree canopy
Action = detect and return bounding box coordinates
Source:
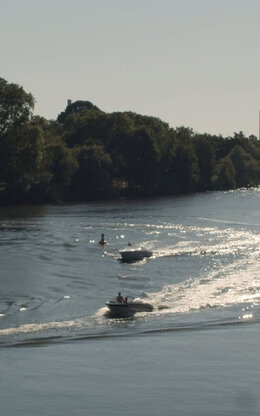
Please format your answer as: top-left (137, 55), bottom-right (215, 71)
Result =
top-left (0, 77), bottom-right (259, 204)
top-left (0, 78), bottom-right (34, 136)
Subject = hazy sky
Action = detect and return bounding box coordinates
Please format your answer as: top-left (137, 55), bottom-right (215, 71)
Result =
top-left (1, 0), bottom-right (260, 137)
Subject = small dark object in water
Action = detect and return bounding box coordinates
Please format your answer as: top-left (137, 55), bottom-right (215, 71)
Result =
top-left (99, 233), bottom-right (107, 245)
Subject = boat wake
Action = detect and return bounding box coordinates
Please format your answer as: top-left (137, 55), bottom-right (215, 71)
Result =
top-left (1, 310), bottom-right (259, 349)
top-left (1, 252), bottom-right (259, 345)
top-left (145, 254), bottom-right (260, 314)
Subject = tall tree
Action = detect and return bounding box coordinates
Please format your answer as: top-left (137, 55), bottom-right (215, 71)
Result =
top-left (57, 100), bottom-right (101, 123)
top-left (0, 78), bottom-right (34, 137)
top-left (71, 144), bottom-right (112, 200)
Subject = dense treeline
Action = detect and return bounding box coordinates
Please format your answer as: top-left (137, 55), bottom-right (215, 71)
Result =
top-left (0, 77), bottom-right (260, 204)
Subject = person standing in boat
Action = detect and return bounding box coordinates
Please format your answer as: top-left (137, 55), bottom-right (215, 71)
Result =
top-left (116, 292), bottom-right (124, 303)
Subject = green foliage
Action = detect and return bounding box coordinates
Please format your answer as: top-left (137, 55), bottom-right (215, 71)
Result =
top-left (229, 145), bottom-right (260, 187)
top-left (0, 76), bottom-right (260, 204)
top-left (212, 157), bottom-right (236, 190)
top-left (45, 141), bottom-right (78, 185)
top-left (0, 78), bottom-right (34, 137)
top-left (1, 123), bottom-right (46, 200)
top-left (57, 100), bottom-right (101, 123)
top-left (71, 144), bottom-right (112, 200)
top-left (194, 135), bottom-right (217, 190)
top-left (171, 143), bottom-right (200, 193)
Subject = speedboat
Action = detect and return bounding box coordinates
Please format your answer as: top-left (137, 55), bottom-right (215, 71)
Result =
top-left (119, 247), bottom-right (153, 262)
top-left (106, 297), bottom-right (153, 316)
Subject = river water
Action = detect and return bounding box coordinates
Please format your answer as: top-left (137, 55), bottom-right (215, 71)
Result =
top-left (0, 188), bottom-right (259, 415)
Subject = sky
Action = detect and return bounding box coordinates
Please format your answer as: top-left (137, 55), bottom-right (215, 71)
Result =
top-left (1, 0), bottom-right (260, 137)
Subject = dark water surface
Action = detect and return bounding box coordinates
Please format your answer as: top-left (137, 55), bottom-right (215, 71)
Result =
top-left (0, 189), bottom-right (259, 415)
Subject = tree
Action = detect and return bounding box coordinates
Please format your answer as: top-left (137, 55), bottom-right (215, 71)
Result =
top-left (45, 141), bottom-right (78, 185)
top-left (212, 157), bottom-right (236, 190)
top-left (170, 143), bottom-right (200, 193)
top-left (57, 100), bottom-right (101, 123)
top-left (194, 135), bottom-right (217, 190)
top-left (1, 123), bottom-right (46, 200)
top-left (71, 144), bottom-right (113, 200)
top-left (229, 145), bottom-right (260, 187)
top-left (0, 78), bottom-right (34, 137)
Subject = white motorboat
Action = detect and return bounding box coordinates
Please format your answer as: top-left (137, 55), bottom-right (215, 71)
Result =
top-left (106, 297), bottom-right (153, 316)
top-left (119, 247), bottom-right (153, 262)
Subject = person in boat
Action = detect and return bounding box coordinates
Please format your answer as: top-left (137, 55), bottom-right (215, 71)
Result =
top-left (124, 297), bottom-right (128, 303)
top-left (116, 292), bottom-right (124, 303)
top-left (99, 233), bottom-right (106, 245)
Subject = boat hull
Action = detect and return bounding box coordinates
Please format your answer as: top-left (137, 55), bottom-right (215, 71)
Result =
top-left (119, 248), bottom-right (152, 262)
top-left (106, 301), bottom-right (153, 316)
